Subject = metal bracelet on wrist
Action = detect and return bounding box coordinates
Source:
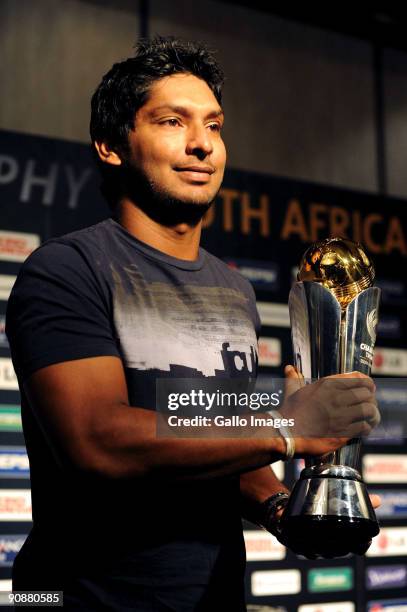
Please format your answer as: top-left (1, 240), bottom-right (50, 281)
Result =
top-left (267, 410), bottom-right (295, 461)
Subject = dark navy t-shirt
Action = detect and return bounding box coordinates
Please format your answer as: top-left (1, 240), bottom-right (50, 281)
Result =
top-left (6, 218), bottom-right (260, 611)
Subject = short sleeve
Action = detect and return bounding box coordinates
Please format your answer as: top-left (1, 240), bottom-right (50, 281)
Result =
top-left (6, 240), bottom-right (120, 383)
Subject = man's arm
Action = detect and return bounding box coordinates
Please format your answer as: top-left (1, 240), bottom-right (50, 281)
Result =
top-left (24, 355), bottom-right (287, 481)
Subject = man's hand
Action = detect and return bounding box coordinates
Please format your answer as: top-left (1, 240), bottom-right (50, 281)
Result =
top-left (280, 365), bottom-right (380, 457)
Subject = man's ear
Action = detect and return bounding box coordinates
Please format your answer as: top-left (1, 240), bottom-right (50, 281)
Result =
top-left (94, 141), bottom-right (122, 166)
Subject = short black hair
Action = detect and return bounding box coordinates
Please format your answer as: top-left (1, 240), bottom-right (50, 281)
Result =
top-left (90, 36), bottom-right (224, 156)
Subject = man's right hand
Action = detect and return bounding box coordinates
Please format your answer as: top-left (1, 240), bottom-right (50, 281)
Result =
top-left (280, 365), bottom-right (380, 457)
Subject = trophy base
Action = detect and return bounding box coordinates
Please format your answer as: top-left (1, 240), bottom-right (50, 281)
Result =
top-left (279, 466), bottom-right (380, 557)
top-left (279, 515), bottom-right (379, 557)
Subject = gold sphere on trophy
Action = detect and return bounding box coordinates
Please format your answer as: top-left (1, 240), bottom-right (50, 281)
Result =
top-left (297, 237), bottom-right (375, 309)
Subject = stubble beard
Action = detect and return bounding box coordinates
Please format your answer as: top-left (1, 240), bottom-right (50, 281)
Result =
top-left (120, 161), bottom-right (219, 227)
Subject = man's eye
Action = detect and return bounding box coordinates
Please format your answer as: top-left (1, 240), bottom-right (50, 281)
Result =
top-left (208, 123), bottom-right (222, 132)
top-left (161, 118), bottom-right (180, 127)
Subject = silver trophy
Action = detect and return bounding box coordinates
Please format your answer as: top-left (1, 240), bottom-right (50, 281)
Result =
top-left (279, 238), bottom-right (380, 557)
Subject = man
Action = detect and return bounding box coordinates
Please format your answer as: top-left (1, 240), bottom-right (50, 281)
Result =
top-left (6, 37), bottom-right (379, 611)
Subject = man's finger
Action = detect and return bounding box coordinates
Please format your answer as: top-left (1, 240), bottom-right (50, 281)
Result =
top-left (329, 420), bottom-right (374, 439)
top-left (324, 374), bottom-right (375, 393)
top-left (338, 387), bottom-right (374, 406)
top-left (369, 493), bottom-right (381, 510)
top-left (348, 402), bottom-right (381, 427)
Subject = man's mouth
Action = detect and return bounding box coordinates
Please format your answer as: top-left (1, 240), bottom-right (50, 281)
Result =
top-left (175, 165), bottom-right (215, 182)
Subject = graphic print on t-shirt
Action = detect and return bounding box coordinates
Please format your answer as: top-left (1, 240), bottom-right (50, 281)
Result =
top-left (112, 263), bottom-right (258, 378)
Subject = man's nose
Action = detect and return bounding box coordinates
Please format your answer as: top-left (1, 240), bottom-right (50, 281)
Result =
top-left (186, 124), bottom-right (213, 158)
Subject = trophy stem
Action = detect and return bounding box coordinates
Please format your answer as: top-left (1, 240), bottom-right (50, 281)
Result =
top-left (340, 317), bottom-right (347, 372)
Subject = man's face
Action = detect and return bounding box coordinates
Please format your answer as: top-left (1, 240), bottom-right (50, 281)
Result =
top-left (124, 73), bottom-right (226, 210)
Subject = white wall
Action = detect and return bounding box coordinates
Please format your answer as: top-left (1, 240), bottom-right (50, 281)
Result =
top-left (0, 0), bottom-right (139, 142)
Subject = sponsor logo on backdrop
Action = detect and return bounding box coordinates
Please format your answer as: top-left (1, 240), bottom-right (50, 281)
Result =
top-left (363, 455), bottom-right (407, 483)
top-left (378, 316), bottom-right (401, 339)
top-left (367, 527), bottom-right (407, 557)
top-left (372, 348), bottom-right (407, 376)
top-left (0, 407), bottom-right (22, 433)
top-left (258, 338), bottom-right (281, 367)
top-left (370, 491), bottom-right (407, 519)
top-left (0, 580), bottom-right (12, 592)
top-left (0, 359), bottom-right (17, 391)
top-left (376, 278), bottom-right (407, 306)
top-left (244, 530), bottom-right (285, 561)
top-left (256, 303), bottom-right (290, 328)
top-left (0, 276), bottom-right (16, 301)
top-left (0, 535), bottom-right (25, 567)
top-left (0, 317), bottom-right (8, 348)
top-left (370, 383), bottom-right (407, 443)
top-left (376, 383), bottom-right (407, 408)
top-left (251, 569), bottom-right (301, 596)
top-left (366, 565), bottom-right (407, 590)
top-left (367, 598), bottom-right (407, 611)
top-left (367, 422), bottom-right (404, 445)
top-left (0, 490), bottom-right (31, 521)
top-left (298, 602), bottom-right (355, 612)
top-left (0, 447), bottom-right (29, 478)
top-left (0, 230), bottom-right (40, 263)
top-left (224, 259), bottom-right (279, 291)
top-left (307, 567), bottom-right (353, 593)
